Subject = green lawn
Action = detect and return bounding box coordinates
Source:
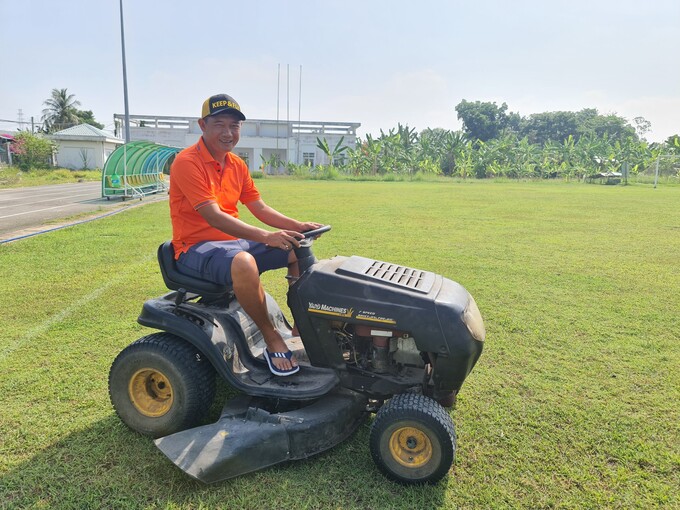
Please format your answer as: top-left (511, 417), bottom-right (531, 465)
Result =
top-left (0, 167), bottom-right (101, 188)
top-left (1, 180), bottom-right (678, 509)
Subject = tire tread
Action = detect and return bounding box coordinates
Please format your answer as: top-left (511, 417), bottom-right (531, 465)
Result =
top-left (369, 393), bottom-right (456, 484)
top-left (108, 332), bottom-right (216, 437)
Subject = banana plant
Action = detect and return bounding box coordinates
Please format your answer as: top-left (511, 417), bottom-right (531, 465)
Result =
top-left (316, 136), bottom-right (348, 166)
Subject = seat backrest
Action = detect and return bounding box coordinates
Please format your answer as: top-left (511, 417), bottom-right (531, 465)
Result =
top-left (157, 241), bottom-right (231, 298)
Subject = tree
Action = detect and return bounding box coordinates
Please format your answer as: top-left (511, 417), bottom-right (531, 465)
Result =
top-left (41, 88), bottom-right (81, 132)
top-left (419, 129), bottom-right (469, 176)
top-left (348, 134), bottom-right (382, 175)
top-left (633, 117), bottom-right (652, 140)
top-left (519, 111), bottom-right (580, 145)
top-left (455, 100), bottom-right (515, 142)
top-left (74, 109), bottom-right (104, 130)
top-left (664, 135), bottom-right (680, 155)
top-left (575, 109), bottom-right (636, 143)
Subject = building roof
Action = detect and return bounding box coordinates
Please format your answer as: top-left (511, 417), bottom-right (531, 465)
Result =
top-left (50, 124), bottom-right (123, 143)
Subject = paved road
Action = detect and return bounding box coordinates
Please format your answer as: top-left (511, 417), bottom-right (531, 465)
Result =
top-left (0, 181), bottom-right (167, 240)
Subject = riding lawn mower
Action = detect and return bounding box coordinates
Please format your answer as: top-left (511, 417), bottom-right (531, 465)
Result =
top-left (108, 225), bottom-right (485, 484)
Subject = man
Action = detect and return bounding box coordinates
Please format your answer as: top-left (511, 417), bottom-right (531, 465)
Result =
top-left (169, 93), bottom-right (321, 376)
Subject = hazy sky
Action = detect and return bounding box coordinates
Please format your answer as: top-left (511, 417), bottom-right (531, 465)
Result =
top-left (1, 0), bottom-right (678, 142)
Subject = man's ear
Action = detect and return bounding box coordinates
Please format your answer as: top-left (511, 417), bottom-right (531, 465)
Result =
top-left (198, 118), bottom-right (207, 132)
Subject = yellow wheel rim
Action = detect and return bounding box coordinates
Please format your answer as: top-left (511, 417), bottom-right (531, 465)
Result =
top-left (128, 368), bottom-right (174, 417)
top-left (388, 426), bottom-right (433, 468)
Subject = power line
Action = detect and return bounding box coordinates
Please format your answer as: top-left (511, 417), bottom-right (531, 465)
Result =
top-left (0, 118), bottom-right (39, 124)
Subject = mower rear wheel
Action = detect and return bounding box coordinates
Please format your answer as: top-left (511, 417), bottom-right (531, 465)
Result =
top-left (109, 333), bottom-right (216, 438)
top-left (369, 393), bottom-right (456, 484)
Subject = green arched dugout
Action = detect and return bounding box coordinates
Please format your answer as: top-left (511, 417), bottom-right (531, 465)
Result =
top-left (102, 141), bottom-right (180, 199)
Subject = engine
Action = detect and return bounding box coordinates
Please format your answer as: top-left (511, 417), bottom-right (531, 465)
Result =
top-left (330, 322), bottom-right (426, 374)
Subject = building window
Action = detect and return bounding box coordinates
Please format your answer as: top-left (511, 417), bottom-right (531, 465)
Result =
top-left (238, 152), bottom-right (250, 167)
top-left (303, 152), bottom-right (315, 167)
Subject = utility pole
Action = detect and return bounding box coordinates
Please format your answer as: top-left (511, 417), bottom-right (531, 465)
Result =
top-left (119, 0), bottom-right (131, 143)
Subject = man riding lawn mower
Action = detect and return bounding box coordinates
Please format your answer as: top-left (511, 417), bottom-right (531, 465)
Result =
top-left (107, 94), bottom-right (486, 484)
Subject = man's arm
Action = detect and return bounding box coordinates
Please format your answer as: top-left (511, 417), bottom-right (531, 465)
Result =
top-left (198, 202), bottom-right (304, 248)
top-left (245, 199), bottom-right (321, 233)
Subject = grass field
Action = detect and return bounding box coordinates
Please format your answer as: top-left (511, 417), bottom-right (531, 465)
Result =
top-left (0, 180), bottom-right (678, 509)
top-left (0, 167), bottom-right (101, 188)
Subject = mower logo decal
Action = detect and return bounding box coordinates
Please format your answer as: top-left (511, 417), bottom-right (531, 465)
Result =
top-left (307, 302), bottom-right (354, 318)
top-left (356, 310), bottom-right (397, 325)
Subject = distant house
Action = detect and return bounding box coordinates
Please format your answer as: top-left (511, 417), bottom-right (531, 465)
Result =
top-left (0, 133), bottom-right (14, 165)
top-left (113, 114), bottom-right (360, 173)
top-left (50, 124), bottom-right (124, 170)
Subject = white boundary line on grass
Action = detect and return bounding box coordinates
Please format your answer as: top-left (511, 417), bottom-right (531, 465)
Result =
top-left (0, 254), bottom-right (155, 364)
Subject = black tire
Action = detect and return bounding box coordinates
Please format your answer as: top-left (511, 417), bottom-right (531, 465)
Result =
top-left (369, 393), bottom-right (456, 484)
top-left (109, 333), bottom-right (216, 438)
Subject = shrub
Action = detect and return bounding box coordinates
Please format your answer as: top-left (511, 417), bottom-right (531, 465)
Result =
top-left (11, 132), bottom-right (55, 171)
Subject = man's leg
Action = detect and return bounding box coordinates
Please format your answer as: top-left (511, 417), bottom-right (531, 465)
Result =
top-left (231, 251), bottom-right (297, 371)
top-left (286, 251), bottom-right (301, 336)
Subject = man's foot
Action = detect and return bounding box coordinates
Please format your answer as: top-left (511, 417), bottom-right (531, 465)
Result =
top-left (263, 331), bottom-right (298, 372)
top-left (264, 349), bottom-right (300, 376)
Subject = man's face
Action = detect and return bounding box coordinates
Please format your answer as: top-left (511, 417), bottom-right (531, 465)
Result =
top-left (199, 112), bottom-right (241, 154)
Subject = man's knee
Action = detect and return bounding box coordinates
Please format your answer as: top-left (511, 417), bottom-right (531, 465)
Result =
top-left (231, 251), bottom-right (259, 282)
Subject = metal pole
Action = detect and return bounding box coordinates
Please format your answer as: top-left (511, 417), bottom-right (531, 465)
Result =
top-left (286, 64), bottom-right (290, 168)
top-left (276, 63), bottom-right (280, 155)
top-left (119, 0), bottom-right (131, 143)
top-left (297, 65), bottom-right (302, 165)
top-left (654, 156), bottom-right (660, 189)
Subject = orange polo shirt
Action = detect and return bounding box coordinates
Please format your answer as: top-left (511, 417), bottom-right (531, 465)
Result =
top-left (169, 137), bottom-right (260, 258)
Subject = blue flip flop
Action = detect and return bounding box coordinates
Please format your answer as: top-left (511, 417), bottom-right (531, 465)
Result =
top-left (264, 349), bottom-right (300, 376)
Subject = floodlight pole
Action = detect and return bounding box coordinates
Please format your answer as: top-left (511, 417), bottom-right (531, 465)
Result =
top-left (297, 64), bottom-right (302, 165)
top-left (119, 0), bottom-right (131, 143)
top-left (286, 63), bottom-right (290, 167)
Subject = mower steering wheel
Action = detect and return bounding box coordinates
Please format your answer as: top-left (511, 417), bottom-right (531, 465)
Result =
top-left (296, 225), bottom-right (331, 249)
top-left (302, 225), bottom-right (331, 239)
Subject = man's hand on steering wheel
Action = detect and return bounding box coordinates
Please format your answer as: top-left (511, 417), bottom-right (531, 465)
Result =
top-left (264, 230), bottom-right (304, 252)
top-left (297, 221), bottom-right (324, 234)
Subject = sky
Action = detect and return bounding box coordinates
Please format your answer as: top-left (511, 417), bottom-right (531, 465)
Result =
top-left (1, 0), bottom-right (679, 142)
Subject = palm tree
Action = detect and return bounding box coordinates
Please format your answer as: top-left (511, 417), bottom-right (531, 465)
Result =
top-left (41, 88), bottom-right (81, 132)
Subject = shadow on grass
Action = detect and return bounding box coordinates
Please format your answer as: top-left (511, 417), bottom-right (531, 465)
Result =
top-left (1, 410), bottom-right (449, 509)
top-left (1, 415), bottom-right (203, 508)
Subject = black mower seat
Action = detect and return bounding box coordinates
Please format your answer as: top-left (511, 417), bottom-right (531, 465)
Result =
top-left (157, 241), bottom-right (232, 299)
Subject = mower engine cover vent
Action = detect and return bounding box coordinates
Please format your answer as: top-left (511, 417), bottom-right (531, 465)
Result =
top-left (336, 256), bottom-right (436, 294)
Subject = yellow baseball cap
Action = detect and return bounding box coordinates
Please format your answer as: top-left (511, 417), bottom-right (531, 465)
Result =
top-left (201, 93), bottom-right (246, 120)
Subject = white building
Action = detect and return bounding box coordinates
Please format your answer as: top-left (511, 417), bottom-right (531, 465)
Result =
top-left (50, 124), bottom-right (124, 170)
top-left (113, 114), bottom-right (360, 173)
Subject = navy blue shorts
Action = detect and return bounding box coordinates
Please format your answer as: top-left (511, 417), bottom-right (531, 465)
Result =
top-left (176, 240), bottom-right (289, 285)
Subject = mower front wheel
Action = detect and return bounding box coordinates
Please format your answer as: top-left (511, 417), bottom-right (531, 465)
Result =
top-left (109, 333), bottom-right (216, 438)
top-left (369, 393), bottom-right (456, 484)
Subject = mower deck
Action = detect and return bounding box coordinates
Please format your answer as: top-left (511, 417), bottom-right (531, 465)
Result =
top-left (155, 388), bottom-right (368, 483)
